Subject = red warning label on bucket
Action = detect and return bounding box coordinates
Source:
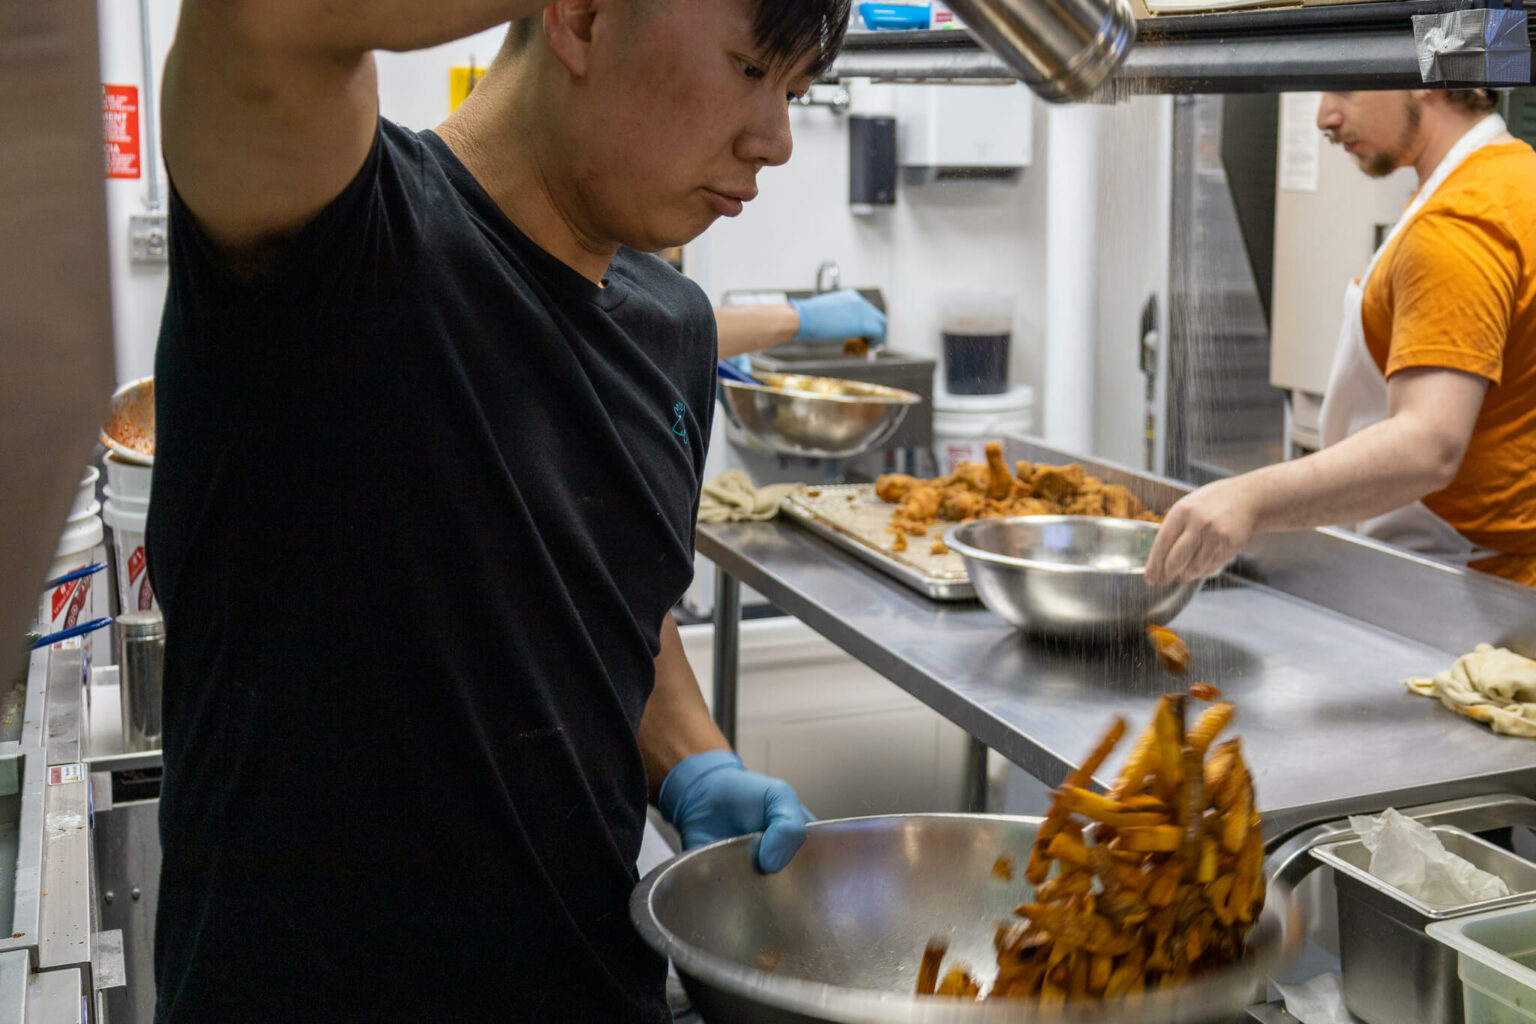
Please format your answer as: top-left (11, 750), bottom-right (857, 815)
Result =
top-left (103, 84), bottom-right (140, 179)
top-left (50, 580), bottom-right (77, 621)
top-left (49, 763), bottom-right (86, 786)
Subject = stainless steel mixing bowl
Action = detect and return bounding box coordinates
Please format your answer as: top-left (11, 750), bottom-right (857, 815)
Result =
top-left (945, 516), bottom-right (1197, 637)
top-left (719, 371), bottom-right (921, 459)
top-left (631, 813), bottom-right (1301, 1024)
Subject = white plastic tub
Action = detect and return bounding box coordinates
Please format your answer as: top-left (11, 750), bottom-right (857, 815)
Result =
top-left (1428, 903), bottom-right (1536, 1023)
top-left (68, 467), bottom-right (100, 521)
top-left (932, 386), bottom-right (1035, 475)
top-left (103, 451), bottom-right (152, 501)
top-left (103, 499), bottom-right (157, 614)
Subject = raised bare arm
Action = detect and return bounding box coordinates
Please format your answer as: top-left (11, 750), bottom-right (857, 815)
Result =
top-left (162, 1), bottom-right (548, 260)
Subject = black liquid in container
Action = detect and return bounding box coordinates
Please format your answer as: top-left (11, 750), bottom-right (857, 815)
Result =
top-left (943, 331), bottom-right (1011, 395)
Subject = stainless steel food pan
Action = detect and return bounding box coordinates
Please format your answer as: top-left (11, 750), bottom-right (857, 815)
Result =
top-left (1311, 825), bottom-right (1536, 1024)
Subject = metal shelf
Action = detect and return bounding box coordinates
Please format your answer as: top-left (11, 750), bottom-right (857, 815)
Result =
top-left (832, 1), bottom-right (1534, 93)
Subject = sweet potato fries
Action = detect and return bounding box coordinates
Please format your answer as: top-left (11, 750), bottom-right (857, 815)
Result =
top-left (916, 689), bottom-right (1263, 1003)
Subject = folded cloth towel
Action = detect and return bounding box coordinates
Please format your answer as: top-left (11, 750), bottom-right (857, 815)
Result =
top-left (1405, 643), bottom-right (1536, 738)
top-left (698, 470), bottom-right (799, 524)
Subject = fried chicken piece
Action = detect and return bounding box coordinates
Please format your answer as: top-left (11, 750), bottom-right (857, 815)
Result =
top-left (1033, 463), bottom-right (1087, 503)
top-left (941, 489), bottom-right (986, 522)
top-left (983, 441), bottom-right (1015, 501)
top-left (890, 529), bottom-right (908, 553)
top-left (875, 473), bottom-right (919, 504)
top-left (1064, 492), bottom-right (1107, 517)
top-left (1007, 497), bottom-right (1058, 517)
top-left (1101, 484), bottom-right (1144, 520)
top-left (875, 443), bottom-right (1166, 542)
top-left (948, 462), bottom-right (990, 494)
top-left (900, 486), bottom-right (942, 522)
top-left (930, 539), bottom-right (950, 556)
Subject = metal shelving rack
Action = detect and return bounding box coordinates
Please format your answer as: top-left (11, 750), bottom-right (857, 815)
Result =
top-left (830, 0), bottom-right (1533, 92)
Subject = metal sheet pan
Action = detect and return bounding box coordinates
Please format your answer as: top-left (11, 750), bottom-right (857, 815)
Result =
top-left (779, 485), bottom-right (975, 601)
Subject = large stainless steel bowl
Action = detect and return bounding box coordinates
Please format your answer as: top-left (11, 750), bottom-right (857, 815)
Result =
top-left (945, 516), bottom-right (1197, 637)
top-left (632, 814), bottom-right (1302, 1024)
top-left (720, 371), bottom-right (921, 459)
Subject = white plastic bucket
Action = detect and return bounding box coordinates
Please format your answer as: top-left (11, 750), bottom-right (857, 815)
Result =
top-left (68, 467), bottom-right (100, 521)
top-left (103, 451), bottom-right (153, 502)
top-left (38, 514), bottom-right (108, 659)
top-left (102, 485), bottom-right (149, 514)
top-left (104, 499), bottom-right (158, 614)
top-left (932, 385), bottom-right (1036, 476)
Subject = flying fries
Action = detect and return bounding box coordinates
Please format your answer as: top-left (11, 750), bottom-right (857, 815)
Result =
top-left (918, 692), bottom-right (1263, 1003)
top-left (1147, 625), bottom-right (1192, 674)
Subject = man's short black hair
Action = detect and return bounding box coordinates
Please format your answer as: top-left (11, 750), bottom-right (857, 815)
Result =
top-left (503, 1), bottom-right (850, 77)
top-left (755, 0), bottom-right (851, 78)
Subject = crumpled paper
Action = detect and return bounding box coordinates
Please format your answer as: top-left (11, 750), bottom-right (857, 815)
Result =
top-left (1275, 972), bottom-right (1358, 1024)
top-left (1347, 808), bottom-right (1510, 907)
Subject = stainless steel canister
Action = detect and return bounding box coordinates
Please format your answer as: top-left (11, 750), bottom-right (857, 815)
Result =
top-left (115, 610), bottom-right (164, 752)
top-left (944, 0), bottom-right (1137, 102)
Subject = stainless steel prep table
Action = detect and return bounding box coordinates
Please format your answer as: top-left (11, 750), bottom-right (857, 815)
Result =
top-left (701, 437), bottom-right (1536, 843)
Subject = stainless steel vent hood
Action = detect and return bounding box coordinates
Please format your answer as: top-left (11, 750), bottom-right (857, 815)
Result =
top-left (833, 0), bottom-right (1533, 97)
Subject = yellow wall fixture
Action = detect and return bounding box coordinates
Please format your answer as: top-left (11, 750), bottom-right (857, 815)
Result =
top-left (448, 65), bottom-right (485, 112)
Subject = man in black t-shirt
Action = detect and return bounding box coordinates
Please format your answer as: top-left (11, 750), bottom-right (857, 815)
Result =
top-left (149, 1), bottom-right (849, 1020)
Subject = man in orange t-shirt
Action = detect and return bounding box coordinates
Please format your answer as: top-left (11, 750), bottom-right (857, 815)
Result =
top-left (1148, 89), bottom-right (1536, 589)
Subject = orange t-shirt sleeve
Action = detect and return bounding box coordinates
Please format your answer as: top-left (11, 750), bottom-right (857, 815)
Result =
top-left (1383, 208), bottom-right (1519, 384)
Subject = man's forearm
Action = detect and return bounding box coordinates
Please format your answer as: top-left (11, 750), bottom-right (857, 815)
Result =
top-left (638, 614), bottom-right (731, 803)
top-left (1244, 413), bottom-right (1459, 533)
top-left (715, 304), bottom-right (800, 359)
top-left (229, 0), bottom-right (548, 56)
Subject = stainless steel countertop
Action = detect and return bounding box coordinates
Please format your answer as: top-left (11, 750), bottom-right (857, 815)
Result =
top-left (698, 443), bottom-right (1536, 844)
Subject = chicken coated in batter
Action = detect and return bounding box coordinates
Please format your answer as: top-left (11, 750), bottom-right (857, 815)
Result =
top-left (873, 441), bottom-right (1163, 536)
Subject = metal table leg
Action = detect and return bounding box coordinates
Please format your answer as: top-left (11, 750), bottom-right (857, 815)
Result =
top-left (965, 736), bottom-right (989, 813)
top-left (711, 564), bottom-right (741, 748)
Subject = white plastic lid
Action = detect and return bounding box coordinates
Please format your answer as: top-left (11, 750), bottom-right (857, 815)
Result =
top-left (933, 384), bottom-right (1035, 414)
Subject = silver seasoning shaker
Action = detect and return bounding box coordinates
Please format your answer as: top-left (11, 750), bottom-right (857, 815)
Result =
top-left (116, 610), bottom-right (165, 752)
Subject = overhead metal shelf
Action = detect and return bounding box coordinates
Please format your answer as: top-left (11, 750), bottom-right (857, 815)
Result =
top-left (830, 0), bottom-right (1534, 93)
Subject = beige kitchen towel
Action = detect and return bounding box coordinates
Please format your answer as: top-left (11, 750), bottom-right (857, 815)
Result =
top-left (698, 470), bottom-right (799, 523)
top-left (1405, 643), bottom-right (1536, 738)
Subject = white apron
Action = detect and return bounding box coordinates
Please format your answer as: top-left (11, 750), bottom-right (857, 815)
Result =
top-left (1316, 113), bottom-right (1508, 564)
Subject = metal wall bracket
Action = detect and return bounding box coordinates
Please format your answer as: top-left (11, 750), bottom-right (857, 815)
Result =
top-left (793, 83), bottom-right (852, 113)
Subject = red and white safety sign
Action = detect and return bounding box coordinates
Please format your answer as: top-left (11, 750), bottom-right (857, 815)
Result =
top-left (103, 84), bottom-right (140, 180)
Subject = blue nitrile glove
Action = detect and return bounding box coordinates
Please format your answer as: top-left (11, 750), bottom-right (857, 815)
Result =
top-left (658, 750), bottom-right (810, 873)
top-left (789, 289), bottom-right (887, 345)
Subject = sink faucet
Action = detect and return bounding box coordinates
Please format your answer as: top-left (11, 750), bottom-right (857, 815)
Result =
top-left (815, 260), bottom-right (840, 295)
